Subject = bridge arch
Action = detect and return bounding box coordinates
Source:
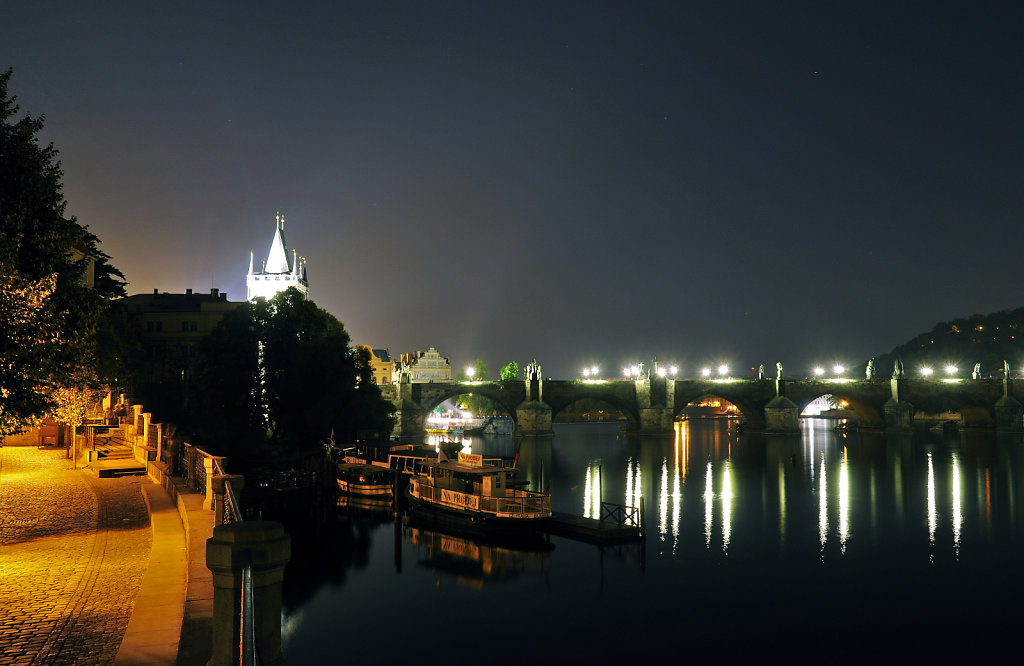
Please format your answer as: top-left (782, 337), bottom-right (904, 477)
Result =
top-left (795, 393), bottom-right (885, 429)
top-left (548, 394), bottom-right (640, 430)
top-left (416, 385), bottom-right (521, 427)
top-left (674, 391), bottom-right (765, 431)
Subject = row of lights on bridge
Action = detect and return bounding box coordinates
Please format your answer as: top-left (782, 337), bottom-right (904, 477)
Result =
top-left (577, 363), bottom-right (987, 380)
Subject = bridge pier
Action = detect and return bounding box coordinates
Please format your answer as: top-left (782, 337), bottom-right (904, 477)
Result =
top-left (884, 378), bottom-right (914, 432)
top-left (635, 376), bottom-right (675, 433)
top-left (995, 377), bottom-right (1023, 432)
top-left (764, 396), bottom-right (800, 433)
top-left (516, 401), bottom-right (552, 436)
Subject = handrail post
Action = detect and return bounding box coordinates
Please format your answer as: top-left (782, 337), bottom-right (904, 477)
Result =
top-left (207, 521), bottom-right (290, 666)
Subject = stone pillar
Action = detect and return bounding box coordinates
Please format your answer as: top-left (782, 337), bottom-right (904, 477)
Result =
top-left (212, 475), bottom-right (246, 526)
top-left (183, 442), bottom-right (195, 485)
top-left (204, 456), bottom-right (226, 510)
top-left (207, 521), bottom-right (290, 666)
top-left (516, 401), bottom-right (552, 436)
top-left (392, 404), bottom-right (427, 441)
top-left (764, 395), bottom-right (800, 433)
top-left (884, 378), bottom-right (914, 431)
top-left (994, 395), bottom-right (1023, 432)
top-left (635, 376), bottom-right (674, 433)
top-left (153, 422), bottom-right (163, 464)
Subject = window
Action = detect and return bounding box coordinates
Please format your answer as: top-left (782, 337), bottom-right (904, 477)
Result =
top-left (190, 321), bottom-right (197, 332)
top-left (181, 321), bottom-right (189, 332)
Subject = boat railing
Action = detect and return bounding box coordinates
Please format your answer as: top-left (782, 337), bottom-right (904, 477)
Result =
top-left (482, 493), bottom-right (551, 517)
top-left (387, 454), bottom-right (428, 474)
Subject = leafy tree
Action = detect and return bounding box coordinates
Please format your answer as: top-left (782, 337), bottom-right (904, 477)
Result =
top-left (500, 361), bottom-right (519, 382)
top-left (0, 68), bottom-right (125, 438)
top-left (192, 288), bottom-right (394, 461)
top-left (456, 359), bottom-right (488, 381)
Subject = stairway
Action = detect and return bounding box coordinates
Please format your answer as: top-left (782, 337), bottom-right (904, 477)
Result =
top-left (89, 433), bottom-right (147, 477)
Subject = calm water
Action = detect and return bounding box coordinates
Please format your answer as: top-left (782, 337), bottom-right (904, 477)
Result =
top-left (273, 420), bottom-right (1024, 663)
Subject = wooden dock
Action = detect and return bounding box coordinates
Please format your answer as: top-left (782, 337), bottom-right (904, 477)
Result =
top-left (541, 511), bottom-right (643, 544)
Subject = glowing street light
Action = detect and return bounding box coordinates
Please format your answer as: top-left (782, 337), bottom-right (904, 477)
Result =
top-left (590, 365), bottom-right (598, 377)
top-left (669, 365), bottom-right (678, 376)
top-left (814, 366), bottom-right (825, 377)
top-left (717, 364), bottom-right (728, 377)
top-left (920, 366), bottom-right (934, 377)
top-left (701, 367), bottom-right (711, 378)
top-left (582, 367), bottom-right (591, 379)
top-left (465, 366), bottom-right (475, 379)
top-left (944, 365), bottom-right (957, 376)
top-left (657, 367), bottom-right (667, 377)
top-left (833, 364), bottom-right (845, 376)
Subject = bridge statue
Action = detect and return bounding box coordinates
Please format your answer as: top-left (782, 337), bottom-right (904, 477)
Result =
top-left (525, 359), bottom-right (542, 381)
top-left (1005, 359), bottom-right (1010, 380)
top-left (758, 364), bottom-right (765, 380)
top-left (775, 362), bottom-right (783, 380)
top-left (892, 359), bottom-right (905, 379)
top-left (973, 363), bottom-right (981, 380)
top-left (866, 358), bottom-right (875, 379)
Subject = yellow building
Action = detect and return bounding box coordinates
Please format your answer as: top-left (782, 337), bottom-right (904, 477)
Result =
top-left (358, 346), bottom-right (395, 385)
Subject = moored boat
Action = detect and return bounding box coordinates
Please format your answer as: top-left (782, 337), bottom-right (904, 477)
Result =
top-left (406, 446), bottom-right (551, 525)
top-left (336, 460), bottom-right (395, 497)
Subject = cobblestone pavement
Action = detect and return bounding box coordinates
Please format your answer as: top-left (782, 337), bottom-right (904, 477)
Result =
top-left (0, 448), bottom-right (152, 665)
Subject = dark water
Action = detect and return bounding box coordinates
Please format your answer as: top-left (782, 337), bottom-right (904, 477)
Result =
top-left (274, 420), bottom-right (1024, 663)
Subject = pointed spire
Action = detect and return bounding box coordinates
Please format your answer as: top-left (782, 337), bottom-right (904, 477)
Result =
top-left (247, 251), bottom-right (254, 276)
top-left (265, 212), bottom-right (290, 274)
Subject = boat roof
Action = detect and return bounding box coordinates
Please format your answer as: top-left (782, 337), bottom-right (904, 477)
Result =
top-left (421, 458), bottom-right (510, 475)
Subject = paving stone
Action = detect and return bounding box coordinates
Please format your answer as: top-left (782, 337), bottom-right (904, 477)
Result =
top-left (0, 448), bottom-right (152, 665)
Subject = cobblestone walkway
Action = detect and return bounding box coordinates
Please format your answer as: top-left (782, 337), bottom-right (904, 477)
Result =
top-left (0, 448), bottom-right (152, 665)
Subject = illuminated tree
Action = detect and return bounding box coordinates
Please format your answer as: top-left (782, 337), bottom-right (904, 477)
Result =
top-left (0, 68), bottom-right (125, 437)
top-left (500, 361), bottom-right (519, 382)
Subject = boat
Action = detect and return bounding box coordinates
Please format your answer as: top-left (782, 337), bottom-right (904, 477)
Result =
top-left (336, 459), bottom-right (396, 497)
top-left (405, 443), bottom-right (551, 525)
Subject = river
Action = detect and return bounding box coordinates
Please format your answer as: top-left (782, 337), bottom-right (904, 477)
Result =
top-left (271, 420), bottom-right (1024, 663)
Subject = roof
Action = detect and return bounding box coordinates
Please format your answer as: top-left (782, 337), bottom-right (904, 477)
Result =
top-left (372, 349), bottom-right (392, 362)
top-left (264, 216), bottom-right (291, 274)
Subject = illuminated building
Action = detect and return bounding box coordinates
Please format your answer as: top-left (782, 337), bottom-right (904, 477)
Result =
top-left (358, 346), bottom-right (395, 384)
top-left (395, 347), bottom-right (452, 383)
top-left (246, 212), bottom-right (309, 301)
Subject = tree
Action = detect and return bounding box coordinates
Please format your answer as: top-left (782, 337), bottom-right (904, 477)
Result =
top-left (500, 361), bottom-right (519, 382)
top-left (192, 288), bottom-right (394, 461)
top-left (456, 359), bottom-right (488, 381)
top-left (0, 68), bottom-right (125, 438)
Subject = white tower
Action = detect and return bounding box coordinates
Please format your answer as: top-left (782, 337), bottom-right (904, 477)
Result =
top-left (246, 213), bottom-right (309, 301)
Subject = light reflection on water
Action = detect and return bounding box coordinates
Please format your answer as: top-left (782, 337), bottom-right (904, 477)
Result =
top-left (279, 419), bottom-right (1024, 663)
top-left (573, 418), bottom-right (988, 559)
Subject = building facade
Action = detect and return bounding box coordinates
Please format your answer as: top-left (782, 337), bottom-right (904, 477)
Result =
top-left (117, 288), bottom-right (243, 387)
top-left (357, 345), bottom-right (396, 385)
top-left (246, 213), bottom-right (309, 301)
top-left (395, 347), bottom-right (452, 383)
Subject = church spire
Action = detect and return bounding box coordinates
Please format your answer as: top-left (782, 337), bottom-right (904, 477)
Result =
top-left (264, 211), bottom-right (290, 274)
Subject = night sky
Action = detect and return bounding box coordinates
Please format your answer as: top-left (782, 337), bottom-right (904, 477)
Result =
top-left (3, 1), bottom-right (1022, 378)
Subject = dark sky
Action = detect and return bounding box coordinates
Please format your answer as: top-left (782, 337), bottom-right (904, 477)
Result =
top-left (3, 1), bottom-right (1022, 378)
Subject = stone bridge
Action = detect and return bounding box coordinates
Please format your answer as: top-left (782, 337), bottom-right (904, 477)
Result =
top-left (383, 374), bottom-right (1024, 438)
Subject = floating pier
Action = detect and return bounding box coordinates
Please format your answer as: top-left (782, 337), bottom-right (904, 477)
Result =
top-left (541, 501), bottom-right (645, 544)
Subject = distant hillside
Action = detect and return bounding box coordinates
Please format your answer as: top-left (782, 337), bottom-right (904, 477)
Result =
top-left (873, 307), bottom-right (1024, 378)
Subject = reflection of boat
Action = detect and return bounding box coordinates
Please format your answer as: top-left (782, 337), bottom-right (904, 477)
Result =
top-left (407, 521), bottom-right (552, 585)
top-left (336, 461), bottom-right (395, 497)
top-left (336, 493), bottom-right (394, 515)
top-left (406, 445), bottom-right (551, 525)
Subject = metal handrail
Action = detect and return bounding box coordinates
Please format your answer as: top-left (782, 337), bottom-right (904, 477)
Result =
top-left (240, 553), bottom-right (257, 665)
